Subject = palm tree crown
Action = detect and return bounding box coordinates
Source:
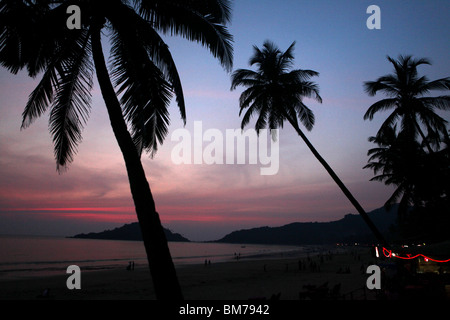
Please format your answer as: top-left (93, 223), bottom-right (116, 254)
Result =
top-left (1, 0), bottom-right (233, 170)
top-left (231, 41), bottom-right (321, 133)
top-left (364, 55), bottom-right (450, 152)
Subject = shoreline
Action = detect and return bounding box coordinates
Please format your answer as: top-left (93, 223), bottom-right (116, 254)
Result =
top-left (0, 241), bottom-right (327, 282)
top-left (0, 246), bottom-right (379, 300)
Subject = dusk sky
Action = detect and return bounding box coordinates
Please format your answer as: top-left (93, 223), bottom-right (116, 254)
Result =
top-left (0, 0), bottom-right (449, 241)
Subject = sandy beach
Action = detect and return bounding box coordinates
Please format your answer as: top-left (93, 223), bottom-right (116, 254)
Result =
top-left (0, 247), bottom-right (380, 300)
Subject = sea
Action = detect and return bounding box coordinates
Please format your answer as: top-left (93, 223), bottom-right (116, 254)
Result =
top-left (0, 235), bottom-right (311, 281)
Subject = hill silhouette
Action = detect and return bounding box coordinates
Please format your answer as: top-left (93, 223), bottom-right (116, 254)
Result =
top-left (71, 222), bottom-right (190, 242)
top-left (71, 205), bottom-right (399, 244)
top-left (215, 205), bottom-right (398, 245)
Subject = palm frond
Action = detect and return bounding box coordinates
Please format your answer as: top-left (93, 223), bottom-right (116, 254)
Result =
top-left (369, 173), bottom-right (392, 183)
top-left (248, 44), bottom-right (263, 66)
top-left (0, 1), bottom-right (36, 74)
top-left (294, 101), bottom-right (315, 131)
top-left (293, 80), bottom-right (322, 103)
top-left (240, 102), bottom-right (257, 130)
top-left (408, 56), bottom-right (431, 69)
top-left (418, 95), bottom-right (450, 111)
top-left (49, 30), bottom-right (93, 171)
top-left (230, 68), bottom-right (261, 90)
top-left (363, 79), bottom-right (399, 97)
top-left (186, 0), bottom-right (232, 24)
top-left (109, 27), bottom-right (172, 157)
top-left (249, 40), bottom-right (280, 72)
top-left (416, 103), bottom-right (448, 133)
top-left (277, 41), bottom-right (295, 72)
top-left (22, 64), bottom-right (59, 129)
top-left (254, 102), bottom-right (269, 132)
top-left (281, 68), bottom-right (320, 82)
top-left (139, 0), bottom-right (233, 72)
top-left (3, 1), bottom-right (89, 130)
top-left (237, 85), bottom-right (264, 114)
top-left (239, 87), bottom-right (271, 130)
top-left (23, 3), bottom-right (68, 77)
top-left (138, 0), bottom-right (232, 24)
top-left (363, 98), bottom-right (398, 120)
top-left (0, 1), bottom-right (68, 77)
top-left (111, 2), bottom-right (187, 124)
top-left (419, 77), bottom-right (450, 92)
top-left (21, 28), bottom-right (88, 129)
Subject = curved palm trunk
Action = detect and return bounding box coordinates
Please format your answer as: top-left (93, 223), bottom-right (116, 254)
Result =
top-left (286, 117), bottom-right (388, 247)
top-left (91, 28), bottom-right (183, 300)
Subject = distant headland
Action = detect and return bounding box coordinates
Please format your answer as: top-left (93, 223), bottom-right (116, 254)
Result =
top-left (70, 205), bottom-right (398, 245)
top-left (71, 223), bottom-right (190, 242)
top-left (215, 205), bottom-right (398, 245)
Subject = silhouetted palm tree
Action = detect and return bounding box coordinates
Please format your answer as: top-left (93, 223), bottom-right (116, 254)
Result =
top-left (364, 55), bottom-right (450, 153)
top-left (364, 125), bottom-right (422, 219)
top-left (231, 41), bottom-right (387, 246)
top-left (365, 125), bottom-right (450, 242)
top-left (1, 0), bottom-right (233, 300)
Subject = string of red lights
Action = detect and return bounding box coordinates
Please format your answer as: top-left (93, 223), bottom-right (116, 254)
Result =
top-left (381, 247), bottom-right (450, 263)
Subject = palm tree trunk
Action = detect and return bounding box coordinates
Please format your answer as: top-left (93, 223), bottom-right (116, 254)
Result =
top-left (91, 27), bottom-right (183, 300)
top-left (286, 117), bottom-right (388, 247)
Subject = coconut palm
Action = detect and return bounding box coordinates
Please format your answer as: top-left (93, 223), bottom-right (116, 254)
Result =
top-left (231, 41), bottom-right (387, 246)
top-left (0, 0), bottom-right (233, 300)
top-left (364, 125), bottom-right (422, 219)
top-left (365, 125), bottom-right (450, 242)
top-left (364, 55), bottom-right (450, 153)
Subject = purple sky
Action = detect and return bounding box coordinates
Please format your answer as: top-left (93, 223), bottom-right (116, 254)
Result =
top-left (0, 0), bottom-right (449, 241)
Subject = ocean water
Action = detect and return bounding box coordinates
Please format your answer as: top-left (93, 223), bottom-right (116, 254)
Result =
top-left (0, 235), bottom-right (305, 280)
